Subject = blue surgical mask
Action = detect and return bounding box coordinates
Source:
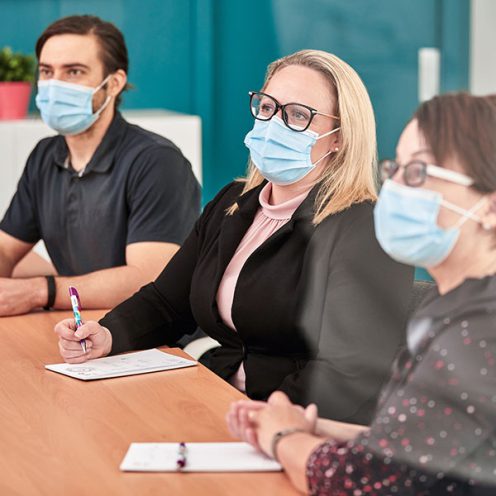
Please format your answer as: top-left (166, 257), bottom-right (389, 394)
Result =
top-left (243, 116), bottom-right (340, 185)
top-left (35, 76), bottom-right (112, 135)
top-left (374, 180), bottom-right (484, 268)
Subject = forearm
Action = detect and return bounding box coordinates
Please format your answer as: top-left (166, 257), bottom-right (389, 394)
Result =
top-left (0, 231), bottom-right (35, 277)
top-left (53, 264), bottom-right (151, 309)
top-left (273, 422), bottom-right (368, 493)
top-left (0, 259), bottom-right (14, 277)
top-left (0, 247), bottom-right (18, 277)
top-left (12, 251), bottom-right (56, 278)
top-left (277, 433), bottom-right (325, 494)
top-left (315, 418), bottom-right (369, 442)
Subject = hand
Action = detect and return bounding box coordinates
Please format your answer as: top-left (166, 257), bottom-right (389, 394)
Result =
top-left (0, 277), bottom-right (46, 316)
top-left (226, 400), bottom-right (267, 449)
top-left (248, 391), bottom-right (318, 458)
top-left (54, 319), bottom-right (112, 363)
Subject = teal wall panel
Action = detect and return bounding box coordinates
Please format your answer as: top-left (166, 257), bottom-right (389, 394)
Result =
top-left (0, 0), bottom-right (470, 204)
top-left (0, 0), bottom-right (194, 112)
top-left (203, 0), bottom-right (470, 201)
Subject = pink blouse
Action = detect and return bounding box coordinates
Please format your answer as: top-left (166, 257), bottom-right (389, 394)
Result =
top-left (216, 182), bottom-right (311, 390)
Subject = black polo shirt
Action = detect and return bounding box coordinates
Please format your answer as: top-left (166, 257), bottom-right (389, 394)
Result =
top-left (0, 112), bottom-right (201, 276)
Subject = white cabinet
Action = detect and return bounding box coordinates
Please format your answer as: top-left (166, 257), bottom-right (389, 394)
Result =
top-left (0, 109), bottom-right (202, 216)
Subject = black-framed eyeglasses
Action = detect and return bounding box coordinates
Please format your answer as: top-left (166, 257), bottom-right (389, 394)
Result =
top-left (379, 159), bottom-right (474, 188)
top-left (249, 91), bottom-right (339, 132)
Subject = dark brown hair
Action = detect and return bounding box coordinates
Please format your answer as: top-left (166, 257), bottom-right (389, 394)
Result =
top-left (414, 92), bottom-right (496, 193)
top-left (35, 15), bottom-right (129, 106)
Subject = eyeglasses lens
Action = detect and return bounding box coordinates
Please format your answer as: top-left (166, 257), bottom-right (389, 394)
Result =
top-left (251, 93), bottom-right (276, 120)
top-left (283, 104), bottom-right (312, 131)
top-left (380, 160), bottom-right (398, 183)
top-left (404, 162), bottom-right (426, 186)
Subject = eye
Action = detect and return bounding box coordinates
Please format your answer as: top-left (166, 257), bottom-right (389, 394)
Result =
top-left (287, 105), bottom-right (311, 122)
top-left (259, 102), bottom-right (275, 116)
top-left (38, 67), bottom-right (52, 78)
top-left (292, 110), bottom-right (308, 121)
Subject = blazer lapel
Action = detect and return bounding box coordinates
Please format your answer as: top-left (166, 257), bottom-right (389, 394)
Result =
top-left (211, 181), bottom-right (318, 322)
top-left (214, 182), bottom-right (265, 288)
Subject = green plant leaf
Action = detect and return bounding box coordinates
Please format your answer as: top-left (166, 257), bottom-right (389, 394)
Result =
top-left (0, 46), bottom-right (35, 82)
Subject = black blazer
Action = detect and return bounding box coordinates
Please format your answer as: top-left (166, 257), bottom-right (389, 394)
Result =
top-left (101, 181), bottom-right (413, 424)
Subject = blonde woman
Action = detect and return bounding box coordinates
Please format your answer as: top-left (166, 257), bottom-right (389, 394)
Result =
top-left (54, 50), bottom-right (413, 423)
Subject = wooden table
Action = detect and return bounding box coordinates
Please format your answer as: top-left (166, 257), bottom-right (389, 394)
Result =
top-left (0, 311), bottom-right (298, 495)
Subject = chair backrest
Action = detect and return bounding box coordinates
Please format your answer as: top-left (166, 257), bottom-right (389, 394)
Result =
top-left (407, 280), bottom-right (435, 317)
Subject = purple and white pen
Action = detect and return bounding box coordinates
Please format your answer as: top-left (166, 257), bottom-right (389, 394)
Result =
top-left (69, 286), bottom-right (87, 353)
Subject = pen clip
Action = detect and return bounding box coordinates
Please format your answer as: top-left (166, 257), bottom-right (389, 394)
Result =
top-left (176, 442), bottom-right (187, 471)
top-left (69, 286), bottom-right (82, 309)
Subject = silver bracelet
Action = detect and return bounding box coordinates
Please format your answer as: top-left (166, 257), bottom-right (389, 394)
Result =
top-left (271, 428), bottom-right (307, 462)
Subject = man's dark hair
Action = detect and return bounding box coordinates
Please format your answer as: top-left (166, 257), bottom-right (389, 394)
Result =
top-left (36, 15), bottom-right (129, 107)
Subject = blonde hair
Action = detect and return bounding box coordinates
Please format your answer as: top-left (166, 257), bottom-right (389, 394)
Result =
top-left (228, 49), bottom-right (378, 224)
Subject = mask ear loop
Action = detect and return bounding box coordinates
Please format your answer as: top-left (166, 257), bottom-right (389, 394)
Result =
top-left (93, 74), bottom-right (112, 94)
top-left (312, 127), bottom-right (341, 166)
top-left (92, 75), bottom-right (113, 117)
top-left (94, 95), bottom-right (112, 117)
top-left (315, 126), bottom-right (340, 140)
top-left (444, 197), bottom-right (486, 229)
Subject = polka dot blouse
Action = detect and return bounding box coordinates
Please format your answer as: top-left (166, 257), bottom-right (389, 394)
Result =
top-left (306, 276), bottom-right (496, 495)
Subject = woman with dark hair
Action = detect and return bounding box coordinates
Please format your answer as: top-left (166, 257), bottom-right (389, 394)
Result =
top-left (228, 92), bottom-right (496, 495)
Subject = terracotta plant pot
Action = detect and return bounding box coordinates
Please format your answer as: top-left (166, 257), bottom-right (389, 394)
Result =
top-left (0, 81), bottom-right (32, 120)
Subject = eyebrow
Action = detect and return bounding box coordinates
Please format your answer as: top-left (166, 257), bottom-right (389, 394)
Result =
top-left (38, 62), bottom-right (90, 70)
top-left (411, 148), bottom-right (432, 157)
top-left (395, 148), bottom-right (432, 161)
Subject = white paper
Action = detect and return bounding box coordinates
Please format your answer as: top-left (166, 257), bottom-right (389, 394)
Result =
top-left (45, 348), bottom-right (197, 380)
top-left (120, 442), bottom-right (282, 472)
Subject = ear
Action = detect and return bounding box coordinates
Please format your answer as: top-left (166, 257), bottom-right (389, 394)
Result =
top-left (479, 192), bottom-right (496, 231)
top-left (108, 69), bottom-right (127, 98)
top-left (330, 129), bottom-right (342, 152)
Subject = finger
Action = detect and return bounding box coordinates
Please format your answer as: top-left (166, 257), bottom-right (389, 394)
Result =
top-left (230, 400), bottom-right (249, 422)
top-left (84, 345), bottom-right (108, 361)
top-left (226, 412), bottom-right (240, 439)
top-left (63, 353), bottom-right (91, 364)
top-left (247, 409), bottom-right (260, 424)
top-left (238, 406), bottom-right (248, 431)
top-left (237, 401), bottom-right (265, 430)
top-left (73, 321), bottom-right (99, 340)
top-left (267, 390), bottom-right (291, 406)
top-left (244, 427), bottom-right (261, 451)
top-left (54, 318), bottom-right (77, 332)
top-left (54, 320), bottom-right (80, 341)
top-left (304, 403), bottom-right (318, 423)
top-left (60, 346), bottom-right (91, 363)
top-left (59, 338), bottom-right (93, 352)
top-left (229, 401), bottom-right (243, 422)
top-left (240, 405), bottom-right (258, 430)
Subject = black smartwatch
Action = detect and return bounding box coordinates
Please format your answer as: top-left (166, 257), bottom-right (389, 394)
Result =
top-left (43, 275), bottom-right (56, 310)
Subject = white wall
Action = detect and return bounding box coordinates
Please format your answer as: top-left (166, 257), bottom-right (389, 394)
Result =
top-left (470, 0), bottom-right (496, 95)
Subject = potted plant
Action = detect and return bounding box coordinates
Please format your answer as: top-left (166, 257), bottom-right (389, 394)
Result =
top-left (0, 46), bottom-right (36, 120)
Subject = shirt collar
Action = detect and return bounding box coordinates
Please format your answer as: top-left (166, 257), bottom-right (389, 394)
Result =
top-left (52, 112), bottom-right (127, 175)
top-left (258, 182), bottom-right (313, 221)
top-left (412, 275), bottom-right (496, 321)
top-left (235, 180), bottom-right (319, 222)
